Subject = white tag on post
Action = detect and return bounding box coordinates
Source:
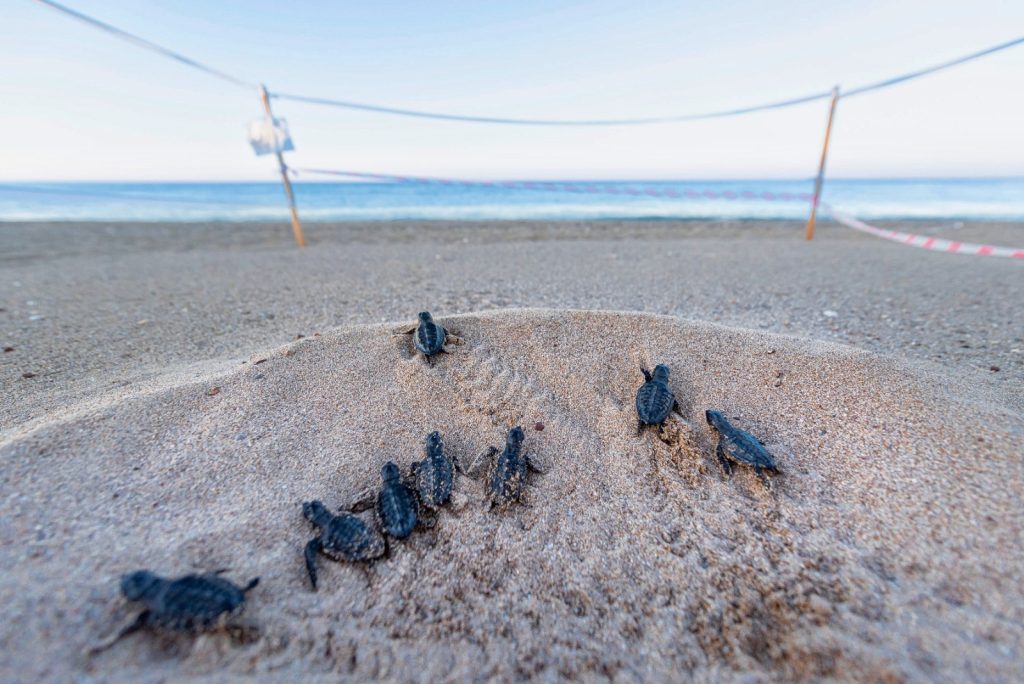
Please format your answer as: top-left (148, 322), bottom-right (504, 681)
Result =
top-left (247, 116), bottom-right (295, 156)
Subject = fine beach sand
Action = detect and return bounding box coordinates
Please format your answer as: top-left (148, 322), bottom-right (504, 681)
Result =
top-left (2, 307), bottom-right (1022, 681)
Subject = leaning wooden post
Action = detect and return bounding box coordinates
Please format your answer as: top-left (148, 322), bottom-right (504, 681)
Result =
top-left (805, 86), bottom-right (840, 241)
top-left (258, 84), bottom-right (306, 247)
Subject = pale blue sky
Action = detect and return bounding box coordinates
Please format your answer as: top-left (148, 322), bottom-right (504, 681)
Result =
top-left (2, 0), bottom-right (1022, 180)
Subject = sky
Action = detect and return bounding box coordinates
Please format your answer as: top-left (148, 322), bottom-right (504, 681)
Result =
top-left (2, 0), bottom-right (1023, 181)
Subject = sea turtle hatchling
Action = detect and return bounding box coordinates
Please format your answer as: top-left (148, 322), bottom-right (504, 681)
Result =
top-left (411, 431), bottom-right (458, 511)
top-left (705, 410), bottom-right (780, 487)
top-left (396, 311), bottom-right (464, 364)
top-left (635, 364), bottom-right (680, 435)
top-left (303, 500), bottom-right (387, 590)
top-left (87, 570), bottom-right (259, 653)
top-left (481, 426), bottom-right (543, 508)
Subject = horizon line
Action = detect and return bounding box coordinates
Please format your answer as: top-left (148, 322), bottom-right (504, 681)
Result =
top-left (2, 175), bottom-right (1023, 184)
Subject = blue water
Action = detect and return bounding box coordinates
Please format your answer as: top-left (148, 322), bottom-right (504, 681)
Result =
top-left (0, 178), bottom-right (1021, 221)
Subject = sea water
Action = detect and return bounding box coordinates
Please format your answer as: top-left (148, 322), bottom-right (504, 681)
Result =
top-left (0, 178), bottom-right (1021, 222)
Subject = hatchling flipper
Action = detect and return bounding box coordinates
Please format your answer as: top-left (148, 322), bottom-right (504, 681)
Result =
top-left (716, 442), bottom-right (734, 476)
top-left (85, 611), bottom-right (149, 656)
top-left (754, 465), bottom-right (773, 490)
top-left (442, 327), bottom-right (465, 346)
top-left (304, 539), bottom-right (324, 589)
top-left (450, 450), bottom-right (465, 474)
top-left (525, 453), bottom-right (546, 474)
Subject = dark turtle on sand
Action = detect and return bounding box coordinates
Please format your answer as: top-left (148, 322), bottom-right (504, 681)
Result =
top-left (636, 364), bottom-right (679, 434)
top-left (411, 431), bottom-right (457, 510)
top-left (483, 426), bottom-right (542, 508)
top-left (396, 311), bottom-right (464, 363)
top-left (376, 462), bottom-right (420, 539)
top-left (88, 570), bottom-right (259, 653)
top-left (705, 410), bottom-right (780, 487)
top-left (303, 501), bottom-right (386, 590)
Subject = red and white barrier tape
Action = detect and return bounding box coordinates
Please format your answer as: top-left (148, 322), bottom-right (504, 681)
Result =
top-left (295, 167), bottom-right (814, 203)
top-left (825, 206), bottom-right (1024, 259)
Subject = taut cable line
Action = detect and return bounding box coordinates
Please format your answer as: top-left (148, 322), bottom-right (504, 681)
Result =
top-left (271, 36), bottom-right (1024, 125)
top-left (31, 0), bottom-right (256, 89)
top-left (29, 0), bottom-right (1024, 126)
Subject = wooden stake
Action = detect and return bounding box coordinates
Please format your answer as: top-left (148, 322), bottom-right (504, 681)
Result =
top-left (805, 86), bottom-right (840, 241)
top-left (259, 84), bottom-right (306, 247)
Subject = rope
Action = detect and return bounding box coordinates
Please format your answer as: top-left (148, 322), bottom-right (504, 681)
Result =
top-left (295, 167), bottom-right (814, 202)
top-left (270, 90), bottom-right (836, 127)
top-left (842, 36), bottom-right (1024, 97)
top-left (824, 205), bottom-right (1024, 259)
top-left (31, 0), bottom-right (255, 89)
top-left (0, 183), bottom-right (260, 207)
top-left (272, 36), bottom-right (1024, 126)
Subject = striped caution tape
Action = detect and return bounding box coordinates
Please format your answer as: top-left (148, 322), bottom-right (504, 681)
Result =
top-left (825, 206), bottom-right (1024, 259)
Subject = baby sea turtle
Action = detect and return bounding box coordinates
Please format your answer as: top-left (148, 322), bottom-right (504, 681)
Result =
top-left (396, 311), bottom-right (464, 364)
top-left (88, 570), bottom-right (259, 653)
top-left (483, 426), bottom-right (543, 508)
top-left (303, 500), bottom-right (386, 590)
top-left (375, 462), bottom-right (420, 539)
top-left (636, 364), bottom-right (679, 434)
top-left (705, 410), bottom-right (780, 487)
top-left (411, 431), bottom-right (458, 511)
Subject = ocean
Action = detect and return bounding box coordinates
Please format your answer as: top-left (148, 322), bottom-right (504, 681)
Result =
top-left (0, 178), bottom-right (1021, 222)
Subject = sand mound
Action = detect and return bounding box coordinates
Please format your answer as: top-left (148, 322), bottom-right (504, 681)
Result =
top-left (1, 309), bottom-right (1021, 682)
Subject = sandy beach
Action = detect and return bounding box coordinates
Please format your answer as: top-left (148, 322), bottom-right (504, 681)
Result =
top-left (1, 219), bottom-right (1022, 681)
